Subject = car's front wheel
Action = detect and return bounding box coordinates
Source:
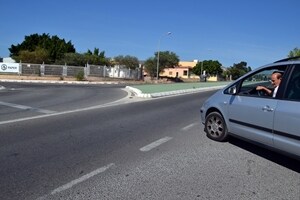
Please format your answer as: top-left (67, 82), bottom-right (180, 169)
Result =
top-left (205, 111), bottom-right (228, 142)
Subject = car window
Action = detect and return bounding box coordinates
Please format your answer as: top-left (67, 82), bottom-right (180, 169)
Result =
top-left (284, 66), bottom-right (300, 101)
top-left (237, 66), bottom-right (287, 97)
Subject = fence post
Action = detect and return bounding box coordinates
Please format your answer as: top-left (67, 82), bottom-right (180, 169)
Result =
top-left (129, 68), bottom-right (131, 79)
top-left (138, 64), bottom-right (142, 81)
top-left (40, 62), bottom-right (45, 76)
top-left (63, 63), bottom-right (67, 76)
top-left (84, 64), bottom-right (87, 79)
top-left (19, 61), bottom-right (22, 75)
top-left (86, 63), bottom-right (90, 76)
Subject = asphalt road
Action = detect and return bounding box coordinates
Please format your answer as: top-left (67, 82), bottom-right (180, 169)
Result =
top-left (0, 83), bottom-right (299, 200)
top-left (0, 82), bottom-right (129, 122)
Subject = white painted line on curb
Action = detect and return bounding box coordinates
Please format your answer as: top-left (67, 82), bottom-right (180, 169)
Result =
top-left (140, 137), bottom-right (173, 152)
top-left (0, 101), bottom-right (56, 114)
top-left (51, 163), bottom-right (114, 195)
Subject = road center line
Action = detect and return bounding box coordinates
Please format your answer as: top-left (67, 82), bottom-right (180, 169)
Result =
top-left (51, 163), bottom-right (115, 195)
top-left (140, 137), bottom-right (173, 152)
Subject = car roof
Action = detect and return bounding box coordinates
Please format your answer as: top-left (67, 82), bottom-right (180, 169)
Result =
top-left (273, 56), bottom-right (300, 63)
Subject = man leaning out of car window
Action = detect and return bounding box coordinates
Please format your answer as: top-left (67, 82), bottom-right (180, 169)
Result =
top-left (256, 71), bottom-right (282, 97)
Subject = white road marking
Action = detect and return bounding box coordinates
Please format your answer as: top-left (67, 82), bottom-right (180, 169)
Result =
top-left (182, 123), bottom-right (197, 131)
top-left (36, 163), bottom-right (115, 200)
top-left (51, 163), bottom-right (114, 195)
top-left (140, 136), bottom-right (173, 152)
top-left (0, 93), bottom-right (133, 125)
top-left (0, 101), bottom-right (56, 114)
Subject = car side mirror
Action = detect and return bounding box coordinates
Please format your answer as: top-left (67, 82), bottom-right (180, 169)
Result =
top-left (227, 85), bottom-right (237, 95)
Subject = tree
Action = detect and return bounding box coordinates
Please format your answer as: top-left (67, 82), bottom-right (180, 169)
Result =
top-left (155, 51), bottom-right (179, 70)
top-left (82, 48), bottom-right (109, 66)
top-left (85, 48), bottom-right (104, 57)
top-left (144, 58), bottom-right (156, 78)
top-left (227, 61), bottom-right (252, 80)
top-left (55, 53), bottom-right (86, 66)
top-left (9, 33), bottom-right (75, 63)
top-left (144, 51), bottom-right (179, 79)
top-left (192, 60), bottom-right (223, 77)
top-left (288, 48), bottom-right (300, 57)
top-left (18, 47), bottom-right (50, 64)
top-left (114, 55), bottom-right (139, 69)
top-left (54, 47), bottom-right (110, 66)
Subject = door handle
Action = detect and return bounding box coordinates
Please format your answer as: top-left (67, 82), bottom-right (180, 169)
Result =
top-left (262, 105), bottom-right (274, 112)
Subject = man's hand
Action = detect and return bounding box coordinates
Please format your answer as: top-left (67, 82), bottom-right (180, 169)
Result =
top-left (256, 86), bottom-right (272, 95)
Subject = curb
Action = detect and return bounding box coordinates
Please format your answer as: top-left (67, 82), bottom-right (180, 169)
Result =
top-left (1, 79), bottom-right (226, 98)
top-left (126, 85), bottom-right (225, 98)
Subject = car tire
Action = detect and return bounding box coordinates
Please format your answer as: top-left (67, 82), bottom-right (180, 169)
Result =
top-left (205, 111), bottom-right (228, 142)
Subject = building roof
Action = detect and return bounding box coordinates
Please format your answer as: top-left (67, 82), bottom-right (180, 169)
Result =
top-left (178, 60), bottom-right (198, 68)
top-left (2, 57), bottom-right (16, 63)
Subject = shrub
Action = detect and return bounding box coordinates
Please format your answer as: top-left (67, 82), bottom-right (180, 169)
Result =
top-left (76, 70), bottom-right (85, 81)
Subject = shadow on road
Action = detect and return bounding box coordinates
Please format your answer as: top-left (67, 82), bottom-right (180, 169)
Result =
top-left (228, 137), bottom-right (300, 173)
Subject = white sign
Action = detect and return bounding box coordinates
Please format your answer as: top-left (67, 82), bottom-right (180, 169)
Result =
top-left (0, 63), bottom-right (20, 73)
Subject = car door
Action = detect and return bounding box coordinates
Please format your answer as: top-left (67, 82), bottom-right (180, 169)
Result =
top-left (226, 67), bottom-right (285, 146)
top-left (273, 66), bottom-right (300, 157)
top-left (228, 95), bottom-right (277, 146)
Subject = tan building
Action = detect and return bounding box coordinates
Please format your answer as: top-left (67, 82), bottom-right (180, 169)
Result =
top-left (160, 60), bottom-right (220, 81)
top-left (160, 60), bottom-right (199, 79)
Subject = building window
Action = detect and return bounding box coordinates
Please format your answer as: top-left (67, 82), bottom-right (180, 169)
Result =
top-left (183, 70), bottom-right (188, 76)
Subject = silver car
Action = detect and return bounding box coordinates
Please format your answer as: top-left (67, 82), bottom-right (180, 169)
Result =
top-left (200, 57), bottom-right (300, 160)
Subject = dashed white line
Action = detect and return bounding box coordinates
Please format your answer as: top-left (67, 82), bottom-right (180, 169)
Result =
top-left (36, 163), bottom-right (115, 200)
top-left (51, 163), bottom-right (114, 195)
top-left (182, 123), bottom-right (197, 131)
top-left (140, 136), bottom-right (173, 152)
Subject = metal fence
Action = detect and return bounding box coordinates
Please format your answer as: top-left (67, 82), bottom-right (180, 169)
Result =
top-left (3, 63), bottom-right (143, 80)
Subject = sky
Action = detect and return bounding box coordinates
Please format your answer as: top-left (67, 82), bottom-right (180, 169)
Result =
top-left (1, 0), bottom-right (300, 68)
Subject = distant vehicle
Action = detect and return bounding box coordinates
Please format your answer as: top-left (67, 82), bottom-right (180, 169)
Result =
top-left (200, 57), bottom-right (300, 160)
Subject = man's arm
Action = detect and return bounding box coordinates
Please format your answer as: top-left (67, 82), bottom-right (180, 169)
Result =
top-left (256, 86), bottom-right (272, 95)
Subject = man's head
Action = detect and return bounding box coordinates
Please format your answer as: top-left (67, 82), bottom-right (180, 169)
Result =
top-left (271, 72), bottom-right (282, 87)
